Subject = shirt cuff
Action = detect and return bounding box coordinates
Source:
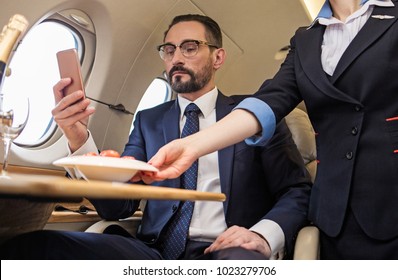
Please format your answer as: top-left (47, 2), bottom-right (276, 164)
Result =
top-left (66, 130), bottom-right (98, 179)
top-left (68, 130), bottom-right (98, 156)
top-left (233, 97), bottom-right (276, 146)
top-left (250, 219), bottom-right (285, 260)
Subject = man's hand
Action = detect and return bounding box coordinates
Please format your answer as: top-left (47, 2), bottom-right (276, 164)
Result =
top-left (204, 225), bottom-right (272, 258)
top-left (51, 78), bottom-right (95, 152)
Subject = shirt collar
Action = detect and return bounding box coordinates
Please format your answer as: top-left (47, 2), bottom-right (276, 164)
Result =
top-left (308, 0), bottom-right (394, 28)
top-left (177, 87), bottom-right (218, 120)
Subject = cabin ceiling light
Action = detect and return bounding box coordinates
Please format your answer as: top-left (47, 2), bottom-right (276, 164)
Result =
top-left (275, 1), bottom-right (323, 61)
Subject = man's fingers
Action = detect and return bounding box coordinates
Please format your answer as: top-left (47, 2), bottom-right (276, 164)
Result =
top-left (204, 226), bottom-right (271, 257)
top-left (53, 78), bottom-right (72, 104)
top-left (53, 104), bottom-right (94, 127)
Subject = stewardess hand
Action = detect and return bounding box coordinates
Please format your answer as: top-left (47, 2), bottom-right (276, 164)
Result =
top-left (141, 138), bottom-right (199, 183)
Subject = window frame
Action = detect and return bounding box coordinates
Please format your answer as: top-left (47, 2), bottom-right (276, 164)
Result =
top-left (6, 10), bottom-right (96, 149)
top-left (129, 75), bottom-right (173, 133)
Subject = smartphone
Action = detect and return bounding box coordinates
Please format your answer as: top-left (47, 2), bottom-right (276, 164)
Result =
top-left (56, 48), bottom-right (85, 97)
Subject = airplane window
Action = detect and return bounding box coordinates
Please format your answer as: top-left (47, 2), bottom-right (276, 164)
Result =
top-left (129, 77), bottom-right (172, 133)
top-left (2, 21), bottom-right (82, 146)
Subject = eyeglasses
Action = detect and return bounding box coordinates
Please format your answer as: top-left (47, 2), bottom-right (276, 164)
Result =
top-left (157, 40), bottom-right (219, 61)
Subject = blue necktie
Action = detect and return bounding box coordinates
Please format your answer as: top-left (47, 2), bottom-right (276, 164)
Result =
top-left (160, 103), bottom-right (201, 260)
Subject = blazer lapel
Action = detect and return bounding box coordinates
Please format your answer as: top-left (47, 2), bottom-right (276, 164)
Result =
top-left (296, 24), bottom-right (360, 104)
top-left (296, 24), bottom-right (326, 87)
top-left (215, 92), bottom-right (236, 211)
top-left (162, 100), bottom-right (180, 143)
top-left (331, 5), bottom-right (398, 83)
top-left (162, 100), bottom-right (181, 189)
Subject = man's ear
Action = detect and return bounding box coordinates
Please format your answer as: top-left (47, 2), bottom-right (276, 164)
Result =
top-left (213, 48), bottom-right (226, 70)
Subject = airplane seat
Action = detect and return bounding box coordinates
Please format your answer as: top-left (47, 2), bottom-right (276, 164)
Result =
top-left (285, 107), bottom-right (320, 260)
top-left (84, 211), bottom-right (143, 236)
top-left (284, 106), bottom-right (317, 182)
top-left (86, 107), bottom-right (320, 259)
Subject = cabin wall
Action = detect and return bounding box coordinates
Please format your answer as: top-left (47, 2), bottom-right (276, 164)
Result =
top-left (0, 0), bottom-right (310, 167)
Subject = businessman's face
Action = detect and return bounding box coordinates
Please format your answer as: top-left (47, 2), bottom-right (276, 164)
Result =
top-left (163, 21), bottom-right (216, 96)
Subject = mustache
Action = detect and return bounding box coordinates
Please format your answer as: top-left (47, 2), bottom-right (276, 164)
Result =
top-left (168, 65), bottom-right (194, 78)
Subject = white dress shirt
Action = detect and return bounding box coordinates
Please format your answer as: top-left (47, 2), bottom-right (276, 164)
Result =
top-left (319, 0), bottom-right (394, 75)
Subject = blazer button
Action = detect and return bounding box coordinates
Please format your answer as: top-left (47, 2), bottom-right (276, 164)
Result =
top-left (172, 205), bottom-right (178, 212)
top-left (351, 127), bottom-right (358, 135)
top-left (354, 105), bottom-right (361, 112)
top-left (346, 151), bottom-right (353, 160)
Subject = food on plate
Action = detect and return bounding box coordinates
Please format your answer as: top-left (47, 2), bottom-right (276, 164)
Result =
top-left (99, 150), bottom-right (121, 157)
top-left (121, 155), bottom-right (136, 160)
top-left (83, 152), bottom-right (98, 156)
top-left (83, 150), bottom-right (136, 160)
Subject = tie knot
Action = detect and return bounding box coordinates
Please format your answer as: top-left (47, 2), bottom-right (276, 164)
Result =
top-left (185, 103), bottom-right (201, 116)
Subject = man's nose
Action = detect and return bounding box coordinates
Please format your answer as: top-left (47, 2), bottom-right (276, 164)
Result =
top-left (171, 47), bottom-right (185, 64)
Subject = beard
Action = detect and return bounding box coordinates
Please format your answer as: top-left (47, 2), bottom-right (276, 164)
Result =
top-left (168, 58), bottom-right (213, 93)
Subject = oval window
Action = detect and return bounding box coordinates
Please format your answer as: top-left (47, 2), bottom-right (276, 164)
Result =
top-left (2, 21), bottom-right (82, 146)
top-left (130, 77), bottom-right (172, 133)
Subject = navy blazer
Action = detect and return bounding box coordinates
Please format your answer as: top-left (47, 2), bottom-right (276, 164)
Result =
top-left (254, 2), bottom-right (398, 240)
top-left (92, 91), bottom-right (311, 257)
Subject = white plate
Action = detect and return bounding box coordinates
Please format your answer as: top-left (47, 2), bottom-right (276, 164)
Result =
top-left (53, 156), bottom-right (158, 182)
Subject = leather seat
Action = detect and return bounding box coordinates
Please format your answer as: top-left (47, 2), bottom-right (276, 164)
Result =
top-left (285, 107), bottom-right (320, 260)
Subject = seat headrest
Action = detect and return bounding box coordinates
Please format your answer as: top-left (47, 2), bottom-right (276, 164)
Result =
top-left (284, 108), bottom-right (317, 182)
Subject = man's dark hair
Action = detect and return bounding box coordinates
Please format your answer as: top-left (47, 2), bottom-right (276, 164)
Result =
top-left (163, 14), bottom-right (222, 48)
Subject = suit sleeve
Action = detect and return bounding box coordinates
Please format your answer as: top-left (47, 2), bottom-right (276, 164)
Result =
top-left (121, 110), bottom-right (148, 162)
top-left (255, 34), bottom-right (303, 121)
top-left (90, 111), bottom-right (148, 220)
top-left (235, 34), bottom-right (304, 146)
top-left (258, 119), bottom-right (311, 257)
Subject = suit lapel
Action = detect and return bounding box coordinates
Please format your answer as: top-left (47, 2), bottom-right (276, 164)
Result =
top-left (296, 24), bottom-right (359, 104)
top-left (162, 100), bottom-right (180, 143)
top-left (296, 24), bottom-right (325, 87)
top-left (331, 5), bottom-right (398, 83)
top-left (162, 100), bottom-right (181, 189)
top-left (215, 92), bottom-right (236, 211)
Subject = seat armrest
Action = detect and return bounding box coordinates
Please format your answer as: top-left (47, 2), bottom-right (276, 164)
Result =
top-left (84, 212), bottom-right (143, 236)
top-left (293, 226), bottom-right (320, 260)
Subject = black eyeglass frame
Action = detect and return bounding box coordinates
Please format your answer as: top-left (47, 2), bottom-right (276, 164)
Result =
top-left (156, 39), bottom-right (219, 60)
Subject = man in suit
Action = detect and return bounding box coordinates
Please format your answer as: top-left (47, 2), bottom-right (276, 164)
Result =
top-left (148, 1), bottom-right (398, 259)
top-left (0, 14), bottom-right (311, 260)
